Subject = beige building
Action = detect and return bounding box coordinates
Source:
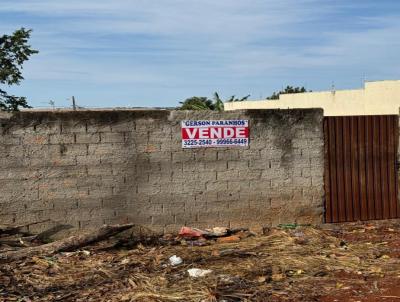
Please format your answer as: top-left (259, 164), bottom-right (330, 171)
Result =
top-left (225, 80), bottom-right (400, 116)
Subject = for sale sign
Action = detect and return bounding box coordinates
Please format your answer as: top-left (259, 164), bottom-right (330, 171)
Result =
top-left (181, 120), bottom-right (249, 148)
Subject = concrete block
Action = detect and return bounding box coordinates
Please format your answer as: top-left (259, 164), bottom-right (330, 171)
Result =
top-left (87, 164), bottom-right (113, 176)
top-left (194, 191), bottom-right (218, 203)
top-left (76, 133), bottom-right (100, 144)
top-left (60, 121), bottom-right (87, 133)
top-left (217, 150), bottom-right (240, 161)
top-left (30, 155), bottom-right (77, 167)
top-left (174, 212), bottom-right (197, 226)
top-left (111, 120), bottom-right (134, 132)
top-left (185, 200), bottom-right (208, 212)
top-left (87, 144), bottom-right (117, 156)
top-left (34, 123), bottom-right (61, 135)
top-left (60, 144), bottom-right (88, 156)
top-left (227, 160), bottom-right (249, 170)
top-left (248, 159), bottom-right (271, 170)
top-left (239, 170), bottom-right (262, 180)
top-left (148, 152), bottom-right (172, 163)
top-left (240, 149), bottom-right (261, 160)
top-left (207, 200), bottom-right (232, 211)
top-left (227, 181), bottom-right (250, 192)
top-left (182, 161), bottom-right (205, 172)
top-left (217, 191), bottom-right (239, 202)
top-left (0, 135), bottom-right (21, 145)
top-left (138, 143), bottom-right (161, 153)
top-left (249, 180), bottom-right (269, 191)
top-left (100, 132), bottom-right (125, 143)
top-left (21, 134), bottom-right (49, 145)
top-left (0, 167), bottom-right (39, 180)
top-left (163, 202), bottom-right (185, 214)
top-left (0, 214), bottom-right (16, 224)
top-left (102, 196), bottom-right (127, 209)
top-left (172, 151), bottom-right (194, 163)
top-left (49, 133), bottom-right (75, 144)
top-left (196, 211), bottom-right (220, 223)
top-left (137, 184), bottom-right (161, 195)
top-left (76, 155), bottom-right (102, 165)
top-left (148, 172), bottom-right (172, 184)
top-left (88, 187), bottom-right (113, 198)
top-left (50, 197), bottom-right (78, 210)
top-left (217, 170), bottom-right (238, 181)
top-left (206, 181), bottom-right (227, 191)
top-left (193, 150), bottom-right (217, 161)
top-left (204, 161), bottom-right (227, 172)
top-left (292, 176), bottom-right (312, 187)
top-left (152, 214), bottom-right (175, 226)
top-left (87, 123), bottom-right (112, 133)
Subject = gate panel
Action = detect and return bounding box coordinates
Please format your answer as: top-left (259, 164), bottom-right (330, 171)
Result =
top-left (324, 115), bottom-right (399, 223)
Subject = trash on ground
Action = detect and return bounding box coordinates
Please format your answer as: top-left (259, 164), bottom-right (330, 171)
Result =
top-left (187, 268), bottom-right (213, 278)
top-left (169, 255), bottom-right (183, 266)
top-left (216, 235), bottom-right (241, 243)
top-left (178, 227), bottom-right (206, 238)
top-left (1, 221), bottom-right (400, 301)
top-left (207, 227), bottom-right (228, 237)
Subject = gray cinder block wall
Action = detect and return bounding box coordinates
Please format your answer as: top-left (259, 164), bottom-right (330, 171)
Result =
top-left (0, 109), bottom-right (324, 233)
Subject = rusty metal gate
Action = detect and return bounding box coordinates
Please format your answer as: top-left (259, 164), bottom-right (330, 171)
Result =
top-left (324, 115), bottom-right (399, 223)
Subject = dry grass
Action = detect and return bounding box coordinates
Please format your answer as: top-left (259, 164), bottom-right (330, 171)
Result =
top-left (1, 223), bottom-right (400, 301)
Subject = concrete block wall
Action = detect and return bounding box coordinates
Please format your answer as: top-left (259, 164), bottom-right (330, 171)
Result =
top-left (0, 109), bottom-right (324, 233)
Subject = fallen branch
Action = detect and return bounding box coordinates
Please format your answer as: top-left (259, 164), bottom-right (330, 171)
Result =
top-left (0, 224), bottom-right (72, 249)
top-left (0, 223), bottom-right (135, 262)
top-left (34, 224), bottom-right (74, 243)
top-left (0, 235), bottom-right (37, 247)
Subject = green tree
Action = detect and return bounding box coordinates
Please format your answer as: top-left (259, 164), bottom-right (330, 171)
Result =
top-left (0, 28), bottom-right (38, 111)
top-left (225, 94), bottom-right (251, 102)
top-left (266, 86), bottom-right (308, 100)
top-left (179, 96), bottom-right (215, 110)
top-left (179, 92), bottom-right (250, 111)
top-left (212, 92), bottom-right (224, 112)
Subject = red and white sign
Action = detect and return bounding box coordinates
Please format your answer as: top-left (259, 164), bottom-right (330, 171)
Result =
top-left (181, 120), bottom-right (249, 148)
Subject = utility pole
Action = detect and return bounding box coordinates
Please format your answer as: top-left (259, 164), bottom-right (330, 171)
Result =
top-left (72, 96), bottom-right (76, 111)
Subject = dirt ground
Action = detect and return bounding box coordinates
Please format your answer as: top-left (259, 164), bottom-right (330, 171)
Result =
top-left (2, 221), bottom-right (400, 302)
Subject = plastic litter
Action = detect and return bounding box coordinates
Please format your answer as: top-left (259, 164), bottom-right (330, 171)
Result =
top-left (216, 235), bottom-right (241, 243)
top-left (169, 255), bottom-right (183, 266)
top-left (187, 268), bottom-right (213, 278)
top-left (208, 227), bottom-right (228, 237)
top-left (179, 227), bottom-right (206, 238)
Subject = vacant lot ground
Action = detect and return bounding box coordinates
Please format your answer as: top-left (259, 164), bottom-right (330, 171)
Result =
top-left (1, 221), bottom-right (400, 302)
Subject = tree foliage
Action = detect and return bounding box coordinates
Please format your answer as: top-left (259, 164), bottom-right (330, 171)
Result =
top-left (225, 94), bottom-right (250, 102)
top-left (0, 28), bottom-right (38, 111)
top-left (179, 97), bottom-right (215, 110)
top-left (179, 92), bottom-right (250, 111)
top-left (212, 92), bottom-right (224, 112)
top-left (266, 86), bottom-right (308, 100)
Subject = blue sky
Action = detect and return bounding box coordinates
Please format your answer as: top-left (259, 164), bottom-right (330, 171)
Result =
top-left (1, 0), bottom-right (400, 108)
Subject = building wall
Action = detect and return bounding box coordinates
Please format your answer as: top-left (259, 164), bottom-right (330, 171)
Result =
top-left (0, 109), bottom-right (324, 234)
top-left (225, 80), bottom-right (400, 116)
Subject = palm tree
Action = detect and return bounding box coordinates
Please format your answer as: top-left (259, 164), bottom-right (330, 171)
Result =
top-left (213, 92), bottom-right (224, 112)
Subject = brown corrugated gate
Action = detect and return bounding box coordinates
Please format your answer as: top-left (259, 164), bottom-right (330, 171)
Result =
top-left (324, 115), bottom-right (399, 223)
